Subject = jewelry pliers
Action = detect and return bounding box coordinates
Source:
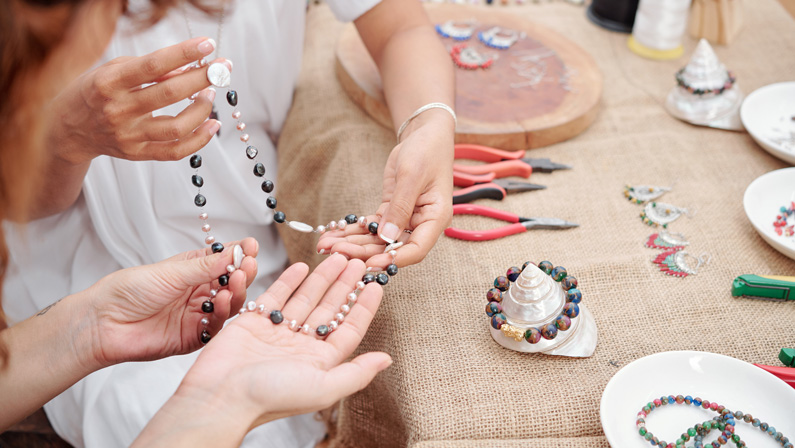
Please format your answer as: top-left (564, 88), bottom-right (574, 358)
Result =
top-left (445, 204), bottom-right (579, 241)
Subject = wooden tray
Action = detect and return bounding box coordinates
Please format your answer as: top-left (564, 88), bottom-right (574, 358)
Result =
top-left (335, 4), bottom-right (603, 150)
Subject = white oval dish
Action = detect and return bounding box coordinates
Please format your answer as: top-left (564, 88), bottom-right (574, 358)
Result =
top-left (600, 351), bottom-right (795, 448)
top-left (740, 82), bottom-right (795, 165)
top-left (743, 167), bottom-right (795, 260)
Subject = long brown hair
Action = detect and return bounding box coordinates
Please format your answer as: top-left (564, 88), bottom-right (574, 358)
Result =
top-left (0, 0), bottom-right (216, 328)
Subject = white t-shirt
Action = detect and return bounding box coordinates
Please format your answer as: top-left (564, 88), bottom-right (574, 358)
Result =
top-left (3, 1), bottom-right (380, 446)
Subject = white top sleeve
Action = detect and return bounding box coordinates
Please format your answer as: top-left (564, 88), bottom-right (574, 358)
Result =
top-left (325, 0), bottom-right (382, 22)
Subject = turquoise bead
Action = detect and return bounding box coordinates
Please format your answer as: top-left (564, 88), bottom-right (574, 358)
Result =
top-left (565, 288), bottom-right (582, 303)
top-left (550, 266), bottom-right (567, 281)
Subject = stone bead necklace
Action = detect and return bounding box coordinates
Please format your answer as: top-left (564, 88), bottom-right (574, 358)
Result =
top-left (192, 62), bottom-right (400, 342)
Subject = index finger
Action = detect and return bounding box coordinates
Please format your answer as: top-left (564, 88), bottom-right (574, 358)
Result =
top-left (117, 37), bottom-right (217, 86)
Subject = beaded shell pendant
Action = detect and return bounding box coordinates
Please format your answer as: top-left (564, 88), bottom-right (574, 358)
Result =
top-left (652, 250), bottom-right (708, 278)
top-left (623, 184), bottom-right (671, 204)
top-left (640, 202), bottom-right (688, 228)
top-left (645, 231), bottom-right (689, 251)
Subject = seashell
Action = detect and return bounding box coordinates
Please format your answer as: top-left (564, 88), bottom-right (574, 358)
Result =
top-left (665, 39), bottom-right (744, 131)
top-left (488, 262), bottom-right (597, 357)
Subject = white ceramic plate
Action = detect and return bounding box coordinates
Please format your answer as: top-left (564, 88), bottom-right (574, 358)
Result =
top-left (600, 351), bottom-right (795, 448)
top-left (743, 167), bottom-right (795, 260)
top-left (741, 82), bottom-right (795, 165)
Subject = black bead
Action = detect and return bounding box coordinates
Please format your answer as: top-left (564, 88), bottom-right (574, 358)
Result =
top-left (266, 196), bottom-right (277, 209)
top-left (386, 264), bottom-right (398, 276)
top-left (316, 325), bottom-right (330, 337)
top-left (191, 174), bottom-right (204, 188)
top-left (269, 310), bottom-right (284, 324)
top-left (218, 274), bottom-right (229, 286)
top-left (362, 273), bottom-right (376, 284)
top-left (261, 180), bottom-right (274, 193)
top-left (376, 273), bottom-right (389, 285)
top-left (344, 214), bottom-right (358, 224)
top-left (201, 300), bottom-right (214, 313)
top-left (211, 242), bottom-right (224, 253)
top-left (194, 194), bottom-right (206, 207)
top-left (368, 222), bottom-right (379, 235)
top-left (200, 330), bottom-right (212, 344)
top-left (253, 163), bottom-right (265, 177)
top-left (189, 154), bottom-right (202, 168)
top-left (273, 211), bottom-right (286, 223)
top-left (226, 90), bottom-right (238, 107)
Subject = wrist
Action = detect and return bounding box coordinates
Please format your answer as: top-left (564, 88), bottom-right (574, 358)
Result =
top-left (400, 108), bottom-right (456, 144)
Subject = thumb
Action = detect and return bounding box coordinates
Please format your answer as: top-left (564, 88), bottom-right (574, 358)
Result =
top-left (378, 175), bottom-right (423, 244)
top-left (164, 246), bottom-right (238, 287)
top-left (320, 352), bottom-right (393, 403)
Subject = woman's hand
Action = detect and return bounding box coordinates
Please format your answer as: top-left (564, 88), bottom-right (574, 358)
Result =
top-left (317, 114), bottom-right (454, 268)
top-left (133, 255), bottom-right (391, 447)
top-left (87, 238), bottom-right (259, 367)
top-left (50, 37), bottom-right (227, 166)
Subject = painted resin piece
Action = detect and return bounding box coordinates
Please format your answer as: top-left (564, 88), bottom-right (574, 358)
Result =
top-left (665, 39), bottom-right (744, 131)
top-left (207, 62), bottom-right (231, 88)
top-left (488, 263), bottom-right (597, 357)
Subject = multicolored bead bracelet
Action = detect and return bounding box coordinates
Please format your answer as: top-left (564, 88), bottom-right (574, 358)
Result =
top-left (773, 201), bottom-right (794, 237)
top-left (675, 68), bottom-right (737, 96)
top-left (485, 260), bottom-right (581, 343)
top-left (636, 394), bottom-right (792, 448)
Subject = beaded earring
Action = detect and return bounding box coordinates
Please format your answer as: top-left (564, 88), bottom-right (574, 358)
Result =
top-left (640, 202), bottom-right (691, 228)
top-left (645, 230), bottom-right (689, 251)
top-left (450, 44), bottom-right (494, 70)
top-left (477, 26), bottom-right (523, 50)
top-left (623, 184), bottom-right (672, 204)
top-left (652, 250), bottom-right (709, 278)
top-left (435, 20), bottom-right (477, 41)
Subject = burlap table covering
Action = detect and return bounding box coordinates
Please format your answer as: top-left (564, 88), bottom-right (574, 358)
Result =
top-left (276, 3), bottom-right (795, 447)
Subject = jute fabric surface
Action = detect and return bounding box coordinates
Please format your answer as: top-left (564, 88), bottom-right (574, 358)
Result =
top-left (276, 2), bottom-right (795, 447)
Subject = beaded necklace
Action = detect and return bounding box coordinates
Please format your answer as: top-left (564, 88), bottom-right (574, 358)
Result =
top-left (191, 64), bottom-right (401, 342)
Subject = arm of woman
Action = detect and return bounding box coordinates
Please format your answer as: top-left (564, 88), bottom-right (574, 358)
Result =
top-left (318, 0), bottom-right (456, 268)
top-left (0, 238), bottom-right (258, 430)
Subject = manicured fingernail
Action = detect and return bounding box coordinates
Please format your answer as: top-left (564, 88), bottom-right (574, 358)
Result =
top-left (208, 121), bottom-right (221, 136)
top-left (190, 91), bottom-right (200, 100)
top-left (379, 222), bottom-right (399, 244)
top-left (198, 38), bottom-right (216, 55)
top-left (198, 57), bottom-right (208, 67)
top-left (204, 87), bottom-right (216, 102)
top-left (223, 59), bottom-right (233, 70)
top-left (318, 248), bottom-right (325, 255)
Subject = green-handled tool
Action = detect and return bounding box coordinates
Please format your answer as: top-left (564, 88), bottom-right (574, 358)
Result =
top-left (731, 274), bottom-right (795, 301)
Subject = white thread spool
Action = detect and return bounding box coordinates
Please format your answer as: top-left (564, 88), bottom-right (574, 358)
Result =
top-left (628, 0), bottom-right (691, 60)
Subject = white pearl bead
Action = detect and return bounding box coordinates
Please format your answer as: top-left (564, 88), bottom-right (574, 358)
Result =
top-left (316, 225), bottom-right (326, 233)
top-left (389, 250), bottom-right (397, 257)
top-left (246, 301), bottom-right (256, 312)
top-left (240, 133), bottom-right (249, 143)
top-left (209, 289), bottom-right (217, 297)
top-left (358, 216), bottom-right (367, 227)
top-left (236, 122), bottom-right (246, 131)
top-left (199, 213), bottom-right (208, 220)
top-left (200, 317), bottom-right (210, 326)
top-left (288, 319), bottom-right (297, 330)
top-left (335, 313), bottom-right (345, 323)
top-left (226, 264), bottom-right (236, 273)
top-left (202, 224), bottom-right (211, 233)
top-left (341, 304), bottom-right (350, 313)
top-left (301, 324), bottom-right (310, 334)
top-left (328, 221), bottom-right (337, 230)
top-left (329, 321), bottom-right (338, 330)
top-left (338, 220), bottom-right (347, 230)
top-left (238, 307), bottom-right (246, 315)
top-left (205, 235), bottom-right (215, 245)
top-left (232, 111), bottom-right (241, 119)
top-left (356, 281), bottom-right (365, 291)
top-left (348, 292), bottom-right (357, 302)
top-left (257, 304), bottom-right (266, 313)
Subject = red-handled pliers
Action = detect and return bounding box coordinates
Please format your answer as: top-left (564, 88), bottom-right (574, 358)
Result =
top-left (445, 204), bottom-right (578, 241)
top-left (453, 143), bottom-right (572, 178)
top-left (755, 364), bottom-right (795, 389)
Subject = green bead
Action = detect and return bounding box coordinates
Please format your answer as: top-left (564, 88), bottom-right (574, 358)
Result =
top-left (644, 432), bottom-right (653, 441)
top-left (688, 428), bottom-right (697, 437)
top-left (732, 434), bottom-right (740, 443)
top-left (703, 421), bottom-right (711, 430)
top-left (639, 427), bottom-right (647, 436)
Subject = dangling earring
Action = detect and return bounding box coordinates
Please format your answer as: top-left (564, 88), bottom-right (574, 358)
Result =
top-left (652, 251), bottom-right (710, 278)
top-left (645, 230), bottom-right (689, 251)
top-left (623, 184), bottom-right (672, 204)
top-left (640, 202), bottom-right (692, 228)
top-left (436, 20), bottom-right (477, 41)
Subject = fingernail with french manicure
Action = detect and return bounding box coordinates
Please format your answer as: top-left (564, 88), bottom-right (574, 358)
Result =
top-left (198, 38), bottom-right (216, 55)
top-left (379, 223), bottom-right (400, 244)
top-left (224, 59), bottom-right (234, 70)
top-left (204, 88), bottom-right (216, 102)
top-left (208, 121), bottom-right (221, 136)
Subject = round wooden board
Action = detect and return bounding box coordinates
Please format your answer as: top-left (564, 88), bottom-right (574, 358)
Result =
top-left (335, 4), bottom-right (603, 150)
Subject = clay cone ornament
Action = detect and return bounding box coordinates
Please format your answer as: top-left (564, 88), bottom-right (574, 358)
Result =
top-left (486, 262), bottom-right (597, 357)
top-left (665, 39), bottom-right (744, 131)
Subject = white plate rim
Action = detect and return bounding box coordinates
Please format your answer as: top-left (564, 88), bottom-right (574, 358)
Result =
top-left (742, 167), bottom-right (795, 260)
top-left (740, 81), bottom-right (795, 165)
